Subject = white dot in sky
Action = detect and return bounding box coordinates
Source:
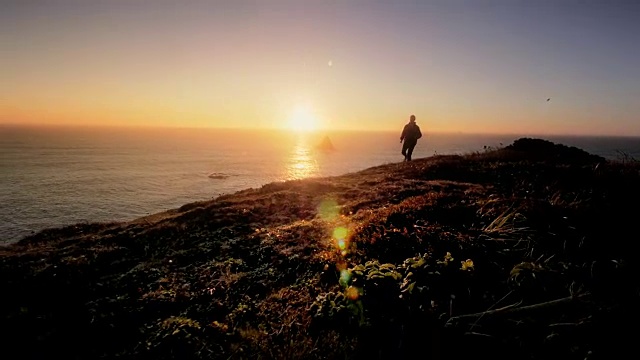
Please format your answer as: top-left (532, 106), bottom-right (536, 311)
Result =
top-left (328, 60), bottom-right (332, 67)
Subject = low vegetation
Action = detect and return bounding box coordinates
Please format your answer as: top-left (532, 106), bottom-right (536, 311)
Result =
top-left (1, 138), bottom-right (638, 359)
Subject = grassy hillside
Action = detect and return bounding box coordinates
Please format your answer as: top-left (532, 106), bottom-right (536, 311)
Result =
top-left (1, 138), bottom-right (639, 360)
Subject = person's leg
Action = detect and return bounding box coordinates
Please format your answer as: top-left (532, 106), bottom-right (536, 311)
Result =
top-left (401, 142), bottom-right (409, 160)
top-left (407, 141), bottom-right (416, 161)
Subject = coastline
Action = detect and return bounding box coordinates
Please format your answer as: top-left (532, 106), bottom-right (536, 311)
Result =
top-left (3, 127), bottom-right (640, 245)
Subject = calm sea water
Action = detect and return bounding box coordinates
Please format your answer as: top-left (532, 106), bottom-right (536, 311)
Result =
top-left (2, 125), bottom-right (639, 245)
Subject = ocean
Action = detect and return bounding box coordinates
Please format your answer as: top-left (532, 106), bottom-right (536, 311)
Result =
top-left (1, 125), bottom-right (639, 245)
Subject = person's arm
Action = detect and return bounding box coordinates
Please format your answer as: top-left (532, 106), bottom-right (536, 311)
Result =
top-left (400, 125), bottom-right (406, 142)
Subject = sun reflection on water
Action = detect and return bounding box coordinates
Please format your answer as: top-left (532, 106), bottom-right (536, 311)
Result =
top-left (286, 137), bottom-right (320, 180)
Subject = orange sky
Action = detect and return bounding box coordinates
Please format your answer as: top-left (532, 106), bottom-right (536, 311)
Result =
top-left (2, 1), bottom-right (639, 136)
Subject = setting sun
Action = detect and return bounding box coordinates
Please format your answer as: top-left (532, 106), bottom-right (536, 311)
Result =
top-left (287, 105), bottom-right (319, 133)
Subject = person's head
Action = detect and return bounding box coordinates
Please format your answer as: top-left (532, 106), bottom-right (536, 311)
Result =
top-left (410, 115), bottom-right (416, 123)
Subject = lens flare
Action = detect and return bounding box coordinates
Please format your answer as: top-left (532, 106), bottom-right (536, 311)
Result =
top-left (345, 286), bottom-right (362, 300)
top-left (318, 199), bottom-right (339, 221)
top-left (339, 269), bottom-right (351, 287)
top-left (332, 227), bottom-right (349, 254)
top-left (333, 227), bottom-right (348, 241)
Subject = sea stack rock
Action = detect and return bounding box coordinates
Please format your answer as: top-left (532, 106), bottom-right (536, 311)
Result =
top-left (316, 136), bottom-right (335, 151)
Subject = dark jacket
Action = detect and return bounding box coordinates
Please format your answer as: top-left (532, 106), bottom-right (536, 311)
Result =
top-left (400, 122), bottom-right (422, 142)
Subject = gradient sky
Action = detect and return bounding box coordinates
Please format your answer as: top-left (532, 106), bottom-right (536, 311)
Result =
top-left (1, 0), bottom-right (639, 135)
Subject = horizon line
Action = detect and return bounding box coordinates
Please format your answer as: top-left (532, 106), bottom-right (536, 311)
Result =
top-left (1, 122), bottom-right (639, 139)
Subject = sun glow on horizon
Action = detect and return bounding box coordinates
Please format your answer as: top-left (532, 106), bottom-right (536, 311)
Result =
top-left (287, 104), bottom-right (320, 133)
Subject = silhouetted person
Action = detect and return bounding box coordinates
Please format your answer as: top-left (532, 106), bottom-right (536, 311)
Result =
top-left (400, 114), bottom-right (422, 161)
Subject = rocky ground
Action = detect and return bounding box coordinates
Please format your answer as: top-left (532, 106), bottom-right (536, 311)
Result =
top-left (1, 138), bottom-right (639, 360)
